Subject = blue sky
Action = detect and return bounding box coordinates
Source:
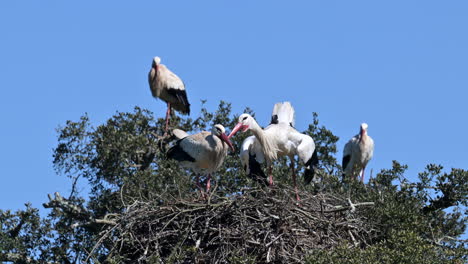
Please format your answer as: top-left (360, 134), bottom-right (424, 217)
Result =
top-left (0, 1), bottom-right (467, 216)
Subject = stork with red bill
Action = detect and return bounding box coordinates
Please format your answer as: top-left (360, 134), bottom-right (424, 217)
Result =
top-left (167, 124), bottom-right (235, 196)
top-left (148, 56), bottom-right (190, 135)
top-left (229, 102), bottom-right (318, 201)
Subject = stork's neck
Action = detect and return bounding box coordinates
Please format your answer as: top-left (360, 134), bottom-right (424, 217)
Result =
top-left (249, 119), bottom-right (278, 162)
top-left (248, 119), bottom-right (263, 137)
top-left (359, 132), bottom-right (368, 144)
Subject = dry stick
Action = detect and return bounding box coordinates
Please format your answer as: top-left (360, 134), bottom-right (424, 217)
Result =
top-left (322, 201), bottom-right (375, 213)
top-left (85, 224), bottom-right (120, 263)
top-left (207, 180), bottom-right (219, 204)
top-left (293, 207), bottom-right (320, 221)
top-left (68, 175), bottom-right (81, 199)
top-left (0, 253), bottom-right (59, 264)
top-left (71, 217), bottom-right (117, 229)
top-left (266, 234), bottom-right (284, 247)
top-left (266, 247), bottom-right (272, 263)
top-left (348, 230), bottom-right (359, 248)
top-left (120, 182), bottom-right (127, 207)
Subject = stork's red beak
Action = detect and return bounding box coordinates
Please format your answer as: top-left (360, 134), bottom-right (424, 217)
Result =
top-left (220, 133), bottom-right (235, 152)
top-left (228, 122), bottom-right (249, 139)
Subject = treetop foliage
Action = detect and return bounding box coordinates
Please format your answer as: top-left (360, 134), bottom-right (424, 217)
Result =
top-left (1, 101), bottom-right (466, 263)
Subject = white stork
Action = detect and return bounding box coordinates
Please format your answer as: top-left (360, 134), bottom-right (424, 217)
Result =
top-left (342, 123), bottom-right (374, 182)
top-left (167, 124), bottom-right (235, 195)
top-left (229, 102), bottom-right (318, 201)
top-left (148, 56), bottom-right (190, 134)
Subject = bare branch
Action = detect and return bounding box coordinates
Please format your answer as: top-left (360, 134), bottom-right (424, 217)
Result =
top-left (43, 192), bottom-right (118, 229)
top-left (0, 253), bottom-right (58, 264)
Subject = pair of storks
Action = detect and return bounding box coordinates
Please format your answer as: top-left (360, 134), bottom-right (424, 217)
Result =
top-left (148, 56), bottom-right (374, 199)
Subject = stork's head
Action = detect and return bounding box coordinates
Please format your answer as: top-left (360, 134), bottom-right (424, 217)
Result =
top-left (228, 114), bottom-right (253, 139)
top-left (360, 123), bottom-right (368, 137)
top-left (213, 124), bottom-right (235, 152)
top-left (152, 56), bottom-right (161, 67)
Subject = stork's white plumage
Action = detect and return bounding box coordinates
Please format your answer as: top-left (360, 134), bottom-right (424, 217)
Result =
top-left (229, 102), bottom-right (318, 200)
top-left (342, 123), bottom-right (374, 182)
top-left (239, 136), bottom-right (267, 185)
top-left (148, 56), bottom-right (190, 134)
top-left (172, 128), bottom-right (189, 140)
top-left (167, 124), bottom-right (234, 194)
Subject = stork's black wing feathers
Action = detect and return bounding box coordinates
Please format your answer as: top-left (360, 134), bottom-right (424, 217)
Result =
top-left (305, 148), bottom-right (319, 167)
top-left (167, 139), bottom-right (195, 162)
top-left (342, 154), bottom-right (351, 172)
top-left (304, 149), bottom-right (319, 184)
top-left (248, 153), bottom-right (268, 186)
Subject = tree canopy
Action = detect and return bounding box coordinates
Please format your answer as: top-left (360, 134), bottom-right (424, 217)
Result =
top-left (1, 101), bottom-right (467, 263)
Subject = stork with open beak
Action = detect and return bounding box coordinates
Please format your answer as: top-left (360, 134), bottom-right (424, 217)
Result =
top-left (229, 102), bottom-right (318, 201)
top-left (342, 123), bottom-right (374, 182)
top-left (148, 56), bottom-right (190, 135)
top-left (167, 124), bottom-right (235, 195)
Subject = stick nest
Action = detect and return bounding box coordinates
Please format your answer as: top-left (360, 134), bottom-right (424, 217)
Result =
top-left (99, 186), bottom-right (378, 263)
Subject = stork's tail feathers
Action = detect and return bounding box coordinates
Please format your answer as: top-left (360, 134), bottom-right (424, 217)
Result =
top-left (270, 101), bottom-right (295, 127)
top-left (304, 148), bottom-right (319, 185)
top-left (167, 88), bottom-right (190, 115)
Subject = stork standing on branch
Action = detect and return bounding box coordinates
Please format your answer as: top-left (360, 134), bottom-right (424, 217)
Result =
top-left (167, 124), bottom-right (235, 196)
top-left (148, 56), bottom-right (190, 135)
top-left (342, 123), bottom-right (374, 182)
top-left (229, 102), bottom-right (318, 201)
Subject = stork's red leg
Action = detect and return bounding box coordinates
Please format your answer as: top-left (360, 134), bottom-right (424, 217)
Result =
top-left (268, 166), bottom-right (274, 186)
top-left (290, 160), bottom-right (300, 201)
top-left (164, 103), bottom-right (171, 135)
top-left (206, 173), bottom-right (211, 193)
top-left (196, 174), bottom-right (205, 199)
